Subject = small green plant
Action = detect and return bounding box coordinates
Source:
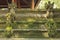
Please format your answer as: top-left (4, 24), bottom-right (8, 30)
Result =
top-left (45, 19), bottom-right (57, 37)
top-left (5, 13), bottom-right (12, 38)
top-left (5, 7), bottom-right (16, 38)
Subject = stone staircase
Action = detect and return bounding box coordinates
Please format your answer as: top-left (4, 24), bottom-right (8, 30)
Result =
top-left (0, 9), bottom-right (59, 38)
